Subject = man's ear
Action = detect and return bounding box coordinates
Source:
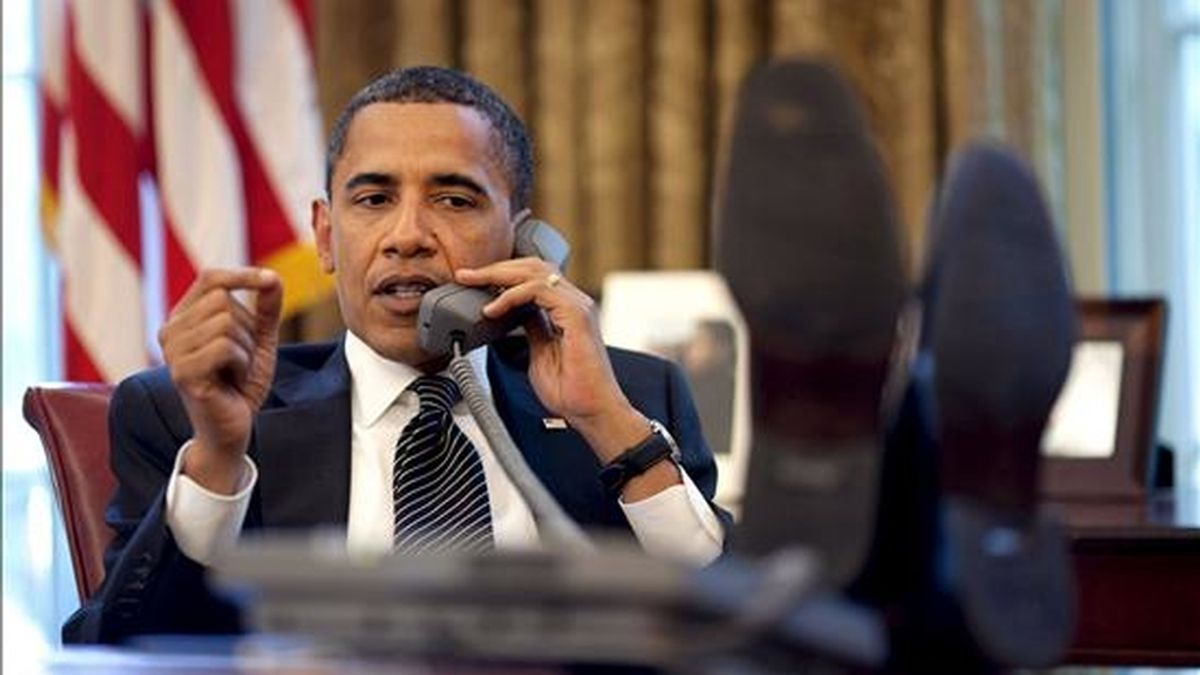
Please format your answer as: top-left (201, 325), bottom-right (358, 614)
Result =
top-left (311, 198), bottom-right (335, 274)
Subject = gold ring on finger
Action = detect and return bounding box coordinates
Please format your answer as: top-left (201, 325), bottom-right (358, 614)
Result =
top-left (546, 273), bottom-right (562, 288)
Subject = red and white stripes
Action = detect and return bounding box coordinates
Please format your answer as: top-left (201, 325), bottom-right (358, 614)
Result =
top-left (37, 0), bottom-right (65, 249)
top-left (38, 0), bottom-right (328, 383)
top-left (56, 0), bottom-right (149, 382)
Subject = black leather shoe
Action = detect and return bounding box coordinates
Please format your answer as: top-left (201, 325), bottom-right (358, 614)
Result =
top-left (902, 142), bottom-right (1077, 671)
top-left (716, 59), bottom-right (906, 589)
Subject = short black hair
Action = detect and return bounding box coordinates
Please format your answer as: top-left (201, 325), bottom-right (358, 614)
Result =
top-left (325, 66), bottom-right (533, 213)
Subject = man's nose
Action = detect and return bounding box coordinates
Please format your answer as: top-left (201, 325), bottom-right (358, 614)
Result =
top-left (382, 199), bottom-right (435, 257)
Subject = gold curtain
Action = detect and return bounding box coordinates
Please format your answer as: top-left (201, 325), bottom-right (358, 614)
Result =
top-left (301, 0), bottom-right (1063, 340)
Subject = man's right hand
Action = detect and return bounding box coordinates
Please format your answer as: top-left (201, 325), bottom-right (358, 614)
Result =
top-left (158, 268), bottom-right (283, 494)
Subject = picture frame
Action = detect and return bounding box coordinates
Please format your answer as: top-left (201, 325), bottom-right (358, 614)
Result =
top-left (598, 271), bottom-right (751, 512)
top-left (1040, 298), bottom-right (1167, 502)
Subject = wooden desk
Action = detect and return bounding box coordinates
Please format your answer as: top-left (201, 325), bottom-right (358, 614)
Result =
top-left (1063, 500), bottom-right (1200, 666)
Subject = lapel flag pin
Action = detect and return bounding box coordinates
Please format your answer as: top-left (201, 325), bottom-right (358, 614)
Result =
top-left (542, 417), bottom-right (568, 430)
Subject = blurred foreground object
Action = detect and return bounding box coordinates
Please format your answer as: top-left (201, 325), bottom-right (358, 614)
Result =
top-left (714, 54), bottom-right (907, 591)
top-left (717, 61), bottom-right (1077, 672)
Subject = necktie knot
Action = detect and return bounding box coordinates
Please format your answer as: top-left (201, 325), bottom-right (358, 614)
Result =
top-left (409, 375), bottom-right (460, 416)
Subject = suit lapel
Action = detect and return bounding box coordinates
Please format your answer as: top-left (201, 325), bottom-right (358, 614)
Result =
top-left (251, 342), bottom-right (352, 530)
top-left (487, 338), bottom-right (621, 528)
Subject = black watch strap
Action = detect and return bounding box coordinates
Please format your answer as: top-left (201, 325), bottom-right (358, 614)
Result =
top-left (598, 419), bottom-right (681, 494)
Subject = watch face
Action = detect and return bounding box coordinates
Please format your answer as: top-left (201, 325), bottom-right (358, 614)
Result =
top-left (649, 419), bottom-right (682, 461)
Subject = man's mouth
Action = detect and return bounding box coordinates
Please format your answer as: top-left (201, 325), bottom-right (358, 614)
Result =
top-left (375, 280), bottom-right (435, 297)
top-left (372, 275), bottom-right (440, 311)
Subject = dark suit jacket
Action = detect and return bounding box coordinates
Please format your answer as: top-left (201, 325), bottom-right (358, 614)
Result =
top-left (63, 336), bottom-right (726, 644)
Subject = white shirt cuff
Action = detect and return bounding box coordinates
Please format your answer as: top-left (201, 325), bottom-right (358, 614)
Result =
top-left (165, 440), bottom-right (257, 566)
top-left (619, 467), bottom-right (724, 565)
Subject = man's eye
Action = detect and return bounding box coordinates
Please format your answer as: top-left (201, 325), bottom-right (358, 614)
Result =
top-left (354, 193), bottom-right (390, 207)
top-left (436, 194), bottom-right (476, 210)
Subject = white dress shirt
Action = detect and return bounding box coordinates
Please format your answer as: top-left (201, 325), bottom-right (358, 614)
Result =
top-left (166, 332), bottom-right (724, 566)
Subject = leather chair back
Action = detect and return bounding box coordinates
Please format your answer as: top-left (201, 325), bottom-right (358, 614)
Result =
top-left (23, 383), bottom-right (116, 602)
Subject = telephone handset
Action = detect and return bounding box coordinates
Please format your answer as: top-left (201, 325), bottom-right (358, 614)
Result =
top-left (417, 214), bottom-right (570, 357)
top-left (416, 213), bottom-right (589, 551)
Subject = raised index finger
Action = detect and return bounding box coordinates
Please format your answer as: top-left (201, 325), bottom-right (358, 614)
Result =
top-left (175, 267), bottom-right (281, 311)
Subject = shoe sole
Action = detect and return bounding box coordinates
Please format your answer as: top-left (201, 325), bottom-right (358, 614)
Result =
top-left (926, 143), bottom-right (1076, 514)
top-left (716, 60), bottom-right (906, 588)
top-left (924, 142), bottom-right (1076, 667)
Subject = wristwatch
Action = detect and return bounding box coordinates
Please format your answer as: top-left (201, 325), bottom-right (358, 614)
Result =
top-left (598, 419), bottom-right (682, 494)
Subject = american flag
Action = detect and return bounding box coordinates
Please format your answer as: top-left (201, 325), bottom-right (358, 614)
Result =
top-left (38, 0), bottom-right (329, 382)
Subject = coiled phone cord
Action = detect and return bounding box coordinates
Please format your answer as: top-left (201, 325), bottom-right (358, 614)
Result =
top-left (448, 342), bottom-right (596, 553)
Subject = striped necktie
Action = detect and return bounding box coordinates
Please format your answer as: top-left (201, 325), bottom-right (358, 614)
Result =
top-left (392, 375), bottom-right (493, 553)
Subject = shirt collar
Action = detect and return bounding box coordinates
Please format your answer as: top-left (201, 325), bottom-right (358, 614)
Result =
top-left (344, 330), bottom-right (490, 427)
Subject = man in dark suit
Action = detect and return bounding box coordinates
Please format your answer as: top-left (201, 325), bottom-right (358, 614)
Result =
top-left (65, 66), bottom-right (726, 644)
